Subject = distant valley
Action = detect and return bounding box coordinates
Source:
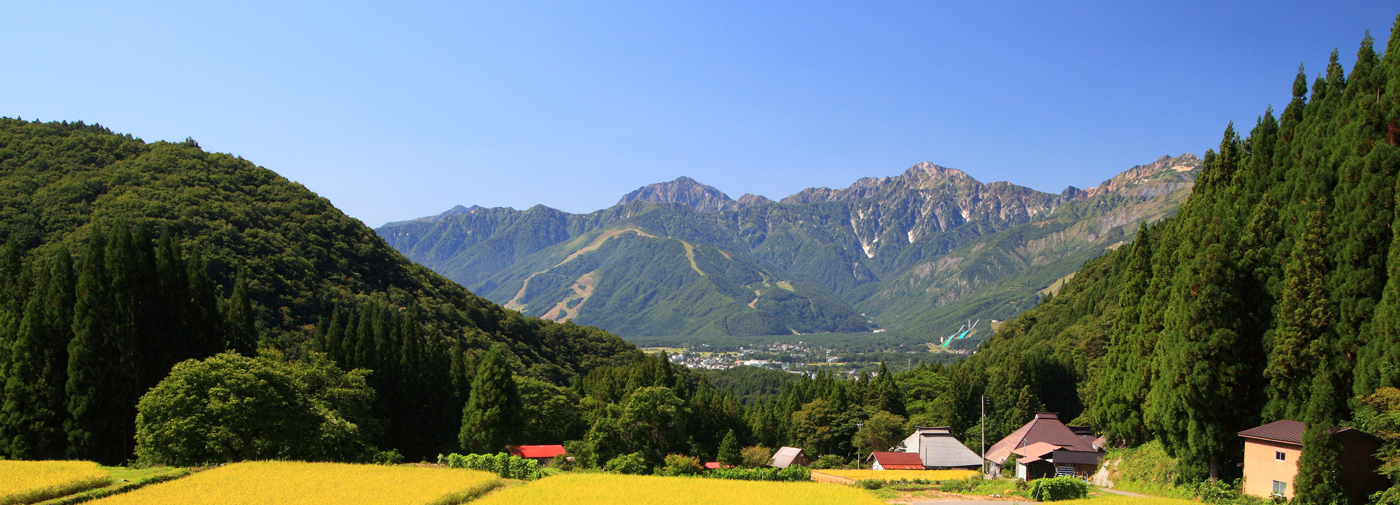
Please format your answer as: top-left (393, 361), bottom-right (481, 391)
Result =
top-left (377, 154), bottom-right (1200, 345)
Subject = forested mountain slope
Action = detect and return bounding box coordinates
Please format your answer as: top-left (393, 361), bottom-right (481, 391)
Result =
top-left (0, 119), bottom-right (637, 462)
top-left (379, 155), bottom-right (1198, 340)
top-left (929, 19), bottom-right (1400, 495)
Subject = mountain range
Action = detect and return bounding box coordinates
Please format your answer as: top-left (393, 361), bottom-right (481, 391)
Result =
top-left (377, 154), bottom-right (1201, 342)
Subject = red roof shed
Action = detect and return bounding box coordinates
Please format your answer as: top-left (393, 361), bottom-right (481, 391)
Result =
top-left (510, 445), bottom-right (567, 460)
top-left (871, 451), bottom-right (926, 470)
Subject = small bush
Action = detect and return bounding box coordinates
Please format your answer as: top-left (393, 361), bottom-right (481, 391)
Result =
top-left (661, 454), bottom-right (704, 476)
top-left (740, 446), bottom-right (773, 468)
top-left (942, 477), bottom-right (978, 493)
top-left (809, 454), bottom-right (846, 469)
top-left (605, 452), bottom-right (648, 475)
top-left (1015, 478), bottom-right (1029, 492)
top-left (372, 449), bottom-right (404, 465)
top-left (1029, 476), bottom-right (1089, 502)
top-left (441, 452), bottom-right (542, 480)
top-left (858, 479), bottom-right (885, 489)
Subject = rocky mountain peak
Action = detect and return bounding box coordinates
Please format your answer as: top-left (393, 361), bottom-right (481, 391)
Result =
top-left (618, 176), bottom-right (773, 212)
top-left (1078, 153), bottom-right (1201, 199)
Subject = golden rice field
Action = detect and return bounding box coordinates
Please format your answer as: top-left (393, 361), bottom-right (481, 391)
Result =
top-left (87, 461), bottom-right (500, 505)
top-left (473, 473), bottom-right (887, 505)
top-left (810, 468), bottom-right (980, 482)
top-left (0, 460), bottom-right (113, 505)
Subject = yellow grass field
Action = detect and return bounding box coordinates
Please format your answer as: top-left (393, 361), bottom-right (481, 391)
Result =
top-left (0, 460), bottom-right (113, 505)
top-left (474, 473), bottom-right (887, 505)
top-left (87, 461), bottom-right (500, 505)
top-left (810, 469), bottom-right (979, 483)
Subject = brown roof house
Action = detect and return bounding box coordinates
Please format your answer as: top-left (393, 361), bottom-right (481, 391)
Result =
top-left (770, 446), bottom-right (811, 468)
top-left (1238, 420), bottom-right (1387, 504)
top-left (896, 427), bottom-right (983, 470)
top-left (984, 412), bottom-right (1103, 480)
top-left (870, 451), bottom-right (926, 470)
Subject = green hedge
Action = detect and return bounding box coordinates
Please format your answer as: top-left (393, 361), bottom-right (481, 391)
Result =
top-left (441, 452), bottom-right (543, 480)
top-left (1030, 476), bottom-right (1088, 502)
top-left (700, 466), bottom-right (810, 482)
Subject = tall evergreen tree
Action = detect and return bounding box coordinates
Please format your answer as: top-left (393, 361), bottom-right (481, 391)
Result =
top-left (66, 222), bottom-right (128, 463)
top-left (1293, 365), bottom-right (1348, 505)
top-left (459, 344), bottom-right (520, 453)
top-left (225, 268), bottom-right (255, 355)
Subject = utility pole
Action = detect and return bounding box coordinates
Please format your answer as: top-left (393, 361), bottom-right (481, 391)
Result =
top-left (981, 395), bottom-right (988, 477)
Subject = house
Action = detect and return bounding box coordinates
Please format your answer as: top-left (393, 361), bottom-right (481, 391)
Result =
top-left (770, 446), bottom-right (811, 468)
top-left (509, 445), bottom-right (567, 465)
top-left (896, 426), bottom-right (983, 470)
top-left (704, 461), bottom-right (724, 470)
top-left (984, 412), bottom-right (1103, 479)
top-left (870, 451), bottom-right (926, 470)
top-left (1238, 420), bottom-right (1387, 504)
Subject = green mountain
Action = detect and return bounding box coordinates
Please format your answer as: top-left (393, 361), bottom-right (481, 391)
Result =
top-left (0, 118), bottom-right (637, 462)
top-left (378, 155), bottom-right (1200, 340)
top-left (926, 21), bottom-right (1400, 491)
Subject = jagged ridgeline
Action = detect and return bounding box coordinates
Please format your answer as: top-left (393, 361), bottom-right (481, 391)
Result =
top-left (939, 17), bottom-right (1400, 486)
top-left (380, 156), bottom-right (1199, 340)
top-left (0, 119), bottom-right (637, 463)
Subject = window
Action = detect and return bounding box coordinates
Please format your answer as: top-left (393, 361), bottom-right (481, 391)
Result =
top-left (1272, 480), bottom-right (1287, 497)
top-left (1275, 451), bottom-right (1286, 461)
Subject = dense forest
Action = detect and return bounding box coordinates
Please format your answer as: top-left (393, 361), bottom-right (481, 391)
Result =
top-left (914, 16), bottom-right (1400, 503)
top-left (0, 119), bottom-right (637, 463)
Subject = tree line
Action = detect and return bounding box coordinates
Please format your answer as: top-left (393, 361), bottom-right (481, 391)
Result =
top-left (0, 218), bottom-right (251, 463)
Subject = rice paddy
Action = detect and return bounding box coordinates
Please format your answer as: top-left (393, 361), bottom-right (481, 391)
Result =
top-left (472, 473), bottom-right (887, 505)
top-left (809, 468), bottom-right (980, 482)
top-left (0, 460), bottom-right (113, 505)
top-left (86, 461), bottom-right (500, 505)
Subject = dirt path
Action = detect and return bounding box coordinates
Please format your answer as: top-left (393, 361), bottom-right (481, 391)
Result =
top-left (1097, 488), bottom-right (1149, 498)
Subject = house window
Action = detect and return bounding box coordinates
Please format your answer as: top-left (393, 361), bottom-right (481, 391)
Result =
top-left (1275, 451), bottom-right (1286, 461)
top-left (1272, 480), bottom-right (1287, 497)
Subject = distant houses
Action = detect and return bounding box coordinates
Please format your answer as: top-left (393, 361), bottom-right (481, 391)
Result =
top-left (984, 412), bottom-right (1103, 479)
top-left (1238, 420), bottom-right (1387, 504)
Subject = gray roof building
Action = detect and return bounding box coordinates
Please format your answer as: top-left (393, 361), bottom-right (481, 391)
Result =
top-left (896, 426), bottom-right (983, 469)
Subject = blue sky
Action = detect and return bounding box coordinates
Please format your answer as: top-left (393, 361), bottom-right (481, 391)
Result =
top-left (4, 2), bottom-right (1397, 227)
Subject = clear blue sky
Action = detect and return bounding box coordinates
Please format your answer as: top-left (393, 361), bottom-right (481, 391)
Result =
top-left (4, 2), bottom-right (1396, 227)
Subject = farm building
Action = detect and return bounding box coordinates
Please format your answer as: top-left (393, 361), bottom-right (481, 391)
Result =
top-left (869, 451), bottom-right (926, 470)
top-left (984, 412), bottom-right (1102, 479)
top-left (509, 445), bottom-right (567, 465)
top-left (770, 446), bottom-right (810, 468)
top-left (896, 426), bottom-right (983, 470)
top-left (1238, 420), bottom-right (1387, 504)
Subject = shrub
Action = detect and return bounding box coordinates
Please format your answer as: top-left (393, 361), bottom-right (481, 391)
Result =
top-left (1029, 476), bottom-right (1088, 502)
top-left (441, 452), bottom-right (542, 480)
top-left (942, 477), bottom-right (977, 493)
top-left (372, 449), bottom-right (404, 465)
top-left (740, 446), bottom-right (773, 468)
top-left (858, 479), bottom-right (885, 489)
top-left (661, 454), bottom-right (704, 476)
top-left (777, 465), bottom-right (810, 481)
top-left (810, 454), bottom-right (846, 469)
top-left (605, 452), bottom-right (648, 475)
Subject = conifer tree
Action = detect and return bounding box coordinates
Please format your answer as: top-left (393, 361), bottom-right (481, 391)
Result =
top-left (66, 222), bottom-right (127, 463)
top-left (225, 268), bottom-right (255, 355)
top-left (717, 429), bottom-right (741, 467)
top-left (459, 344), bottom-right (520, 453)
top-left (1293, 365), bottom-right (1347, 505)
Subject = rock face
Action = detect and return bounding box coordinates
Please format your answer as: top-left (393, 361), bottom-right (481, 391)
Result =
top-left (617, 176), bottom-right (752, 212)
top-left (378, 155), bottom-right (1201, 339)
